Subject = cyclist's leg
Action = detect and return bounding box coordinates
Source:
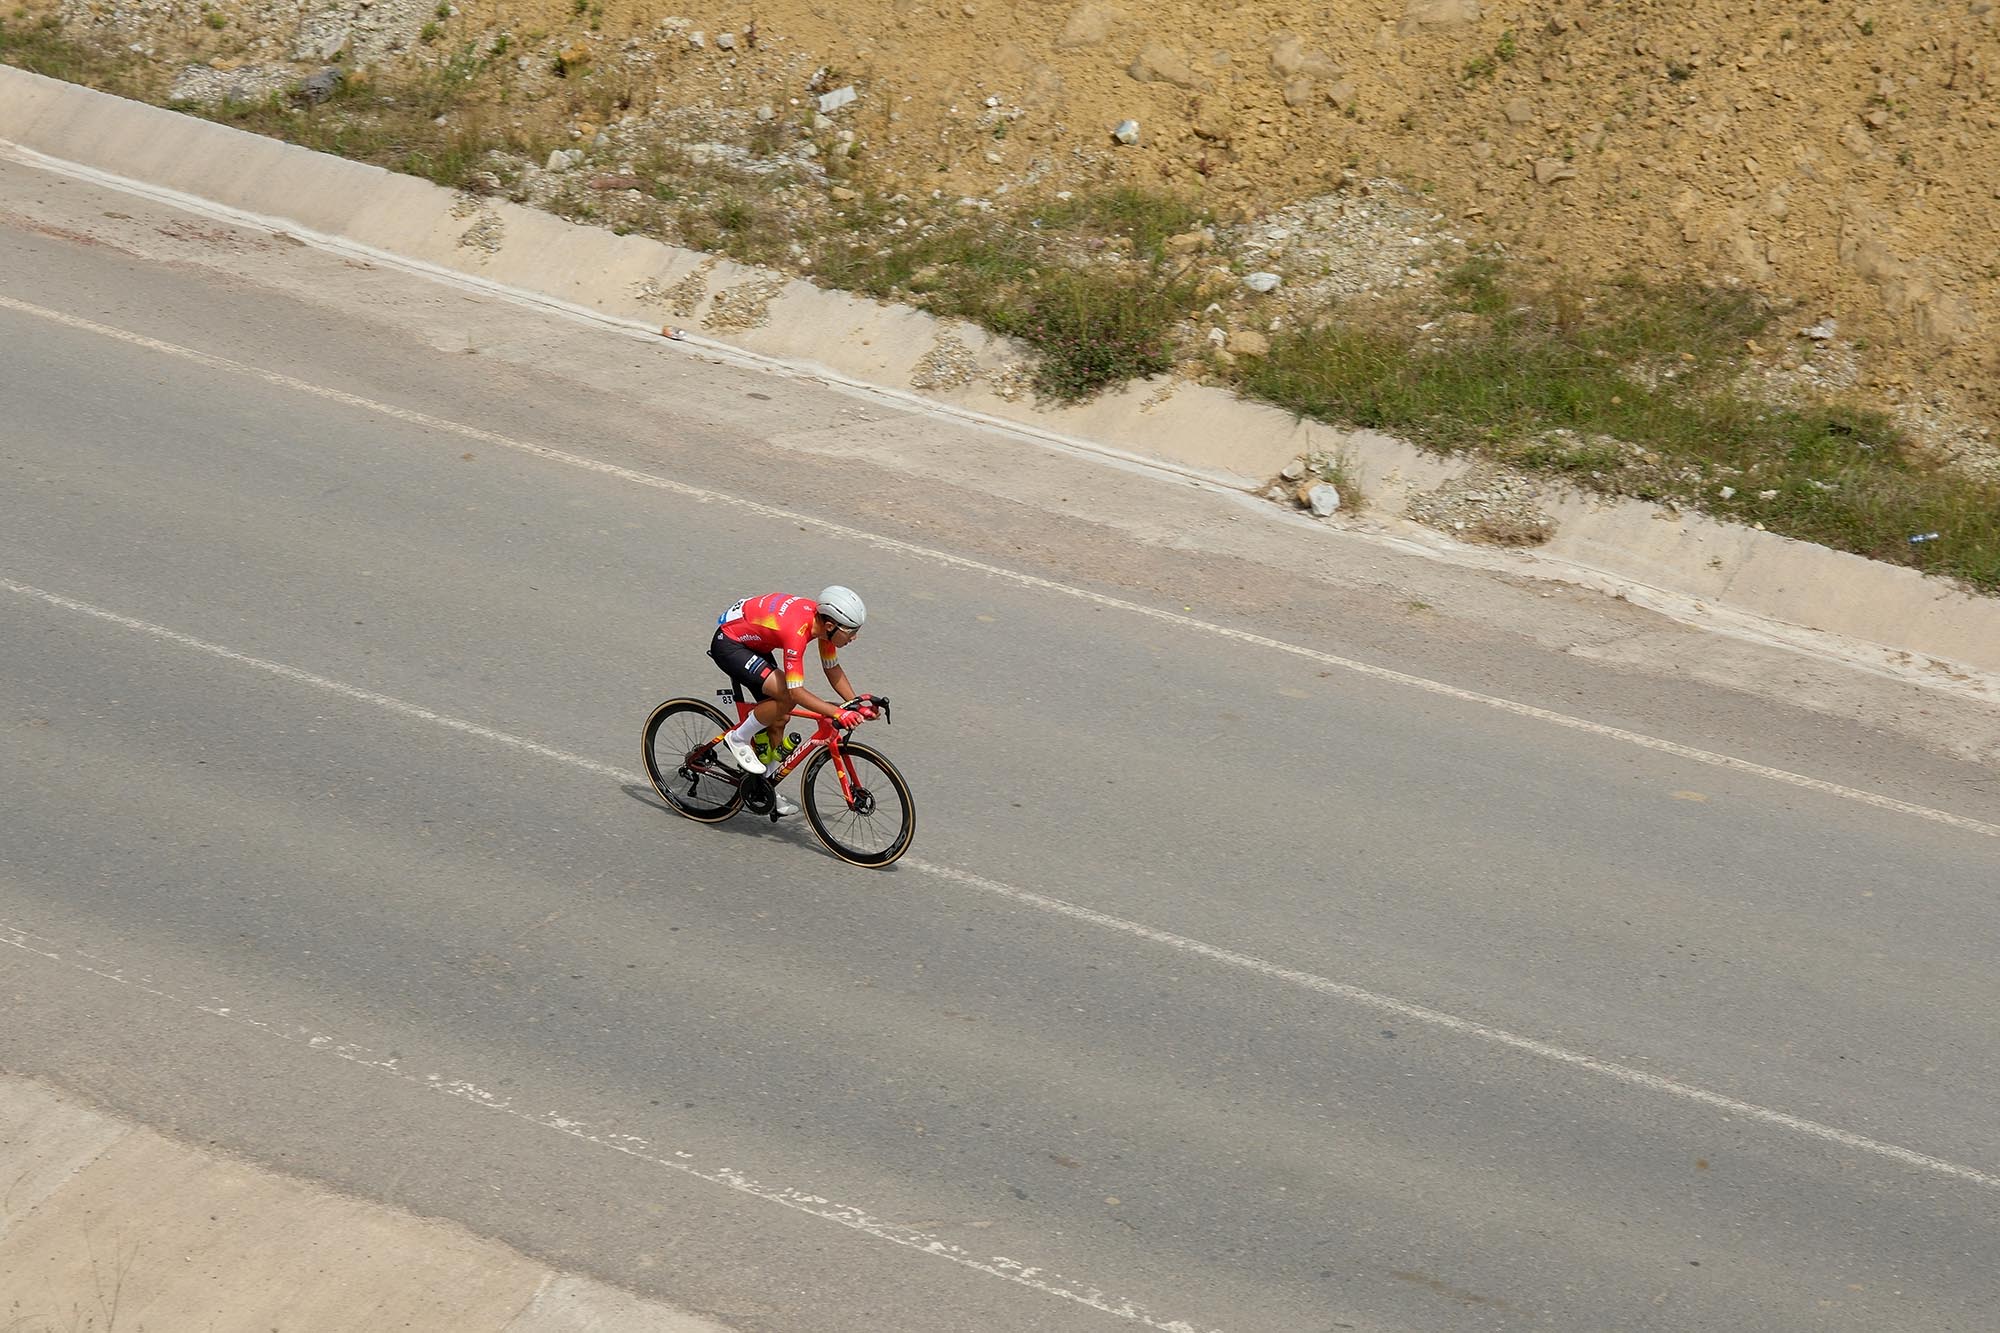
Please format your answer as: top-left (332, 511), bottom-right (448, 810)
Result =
top-left (708, 632), bottom-right (775, 733)
top-left (736, 671), bottom-right (792, 747)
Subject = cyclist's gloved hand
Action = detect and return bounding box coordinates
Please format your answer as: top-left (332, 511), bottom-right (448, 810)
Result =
top-left (836, 707), bottom-right (867, 729)
top-left (855, 700), bottom-right (879, 720)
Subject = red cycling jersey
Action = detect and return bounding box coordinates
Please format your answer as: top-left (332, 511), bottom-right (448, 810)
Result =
top-left (718, 592), bottom-right (837, 690)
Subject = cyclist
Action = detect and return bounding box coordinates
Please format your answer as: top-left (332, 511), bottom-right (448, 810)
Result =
top-left (708, 587), bottom-right (873, 814)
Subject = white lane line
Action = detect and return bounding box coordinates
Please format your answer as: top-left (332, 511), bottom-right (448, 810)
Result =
top-left (8, 575), bottom-right (1999, 1197)
top-left (2, 294), bottom-right (1995, 843)
top-left (0, 919), bottom-right (1212, 1333)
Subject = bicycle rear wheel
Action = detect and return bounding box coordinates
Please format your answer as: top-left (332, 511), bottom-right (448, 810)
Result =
top-left (643, 698), bottom-right (746, 823)
top-left (800, 741), bottom-right (915, 867)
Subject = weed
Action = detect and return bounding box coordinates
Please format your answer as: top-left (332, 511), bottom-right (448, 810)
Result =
top-left (204, 9), bottom-right (225, 29)
top-left (988, 265), bottom-right (1196, 402)
top-left (1034, 186), bottom-right (1204, 263)
top-left (419, 21), bottom-right (442, 43)
top-left (1666, 60), bottom-right (1693, 82)
top-left (0, 13), bottom-right (155, 94)
top-left (745, 117), bottom-right (787, 158)
top-left (1859, 18), bottom-right (1875, 36)
top-left (491, 33), bottom-right (509, 56)
top-left (1466, 30), bottom-right (1517, 81)
top-left (1234, 259), bottom-right (2000, 592)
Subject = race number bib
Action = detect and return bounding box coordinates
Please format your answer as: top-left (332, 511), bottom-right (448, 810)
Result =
top-left (718, 598), bottom-right (748, 625)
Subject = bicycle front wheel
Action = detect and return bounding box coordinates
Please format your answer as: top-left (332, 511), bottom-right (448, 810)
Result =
top-left (643, 698), bottom-right (746, 823)
top-left (800, 741), bottom-right (915, 867)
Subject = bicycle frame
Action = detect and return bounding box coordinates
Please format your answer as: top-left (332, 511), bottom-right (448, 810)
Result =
top-left (710, 687), bottom-right (885, 807)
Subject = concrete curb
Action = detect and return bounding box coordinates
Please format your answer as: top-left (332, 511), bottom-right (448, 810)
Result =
top-left (0, 1075), bottom-right (734, 1331)
top-left (4, 65), bottom-right (1998, 682)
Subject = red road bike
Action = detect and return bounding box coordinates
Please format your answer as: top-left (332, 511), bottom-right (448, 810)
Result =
top-left (642, 688), bottom-right (915, 868)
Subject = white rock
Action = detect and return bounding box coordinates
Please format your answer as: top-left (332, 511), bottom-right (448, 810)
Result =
top-left (1306, 483), bottom-right (1341, 517)
top-left (818, 85), bottom-right (857, 114)
top-left (688, 30), bottom-right (704, 47)
top-left (1718, 485), bottom-right (1736, 499)
top-left (1801, 318), bottom-right (1838, 341)
top-left (1207, 327), bottom-right (1227, 347)
top-left (1112, 119), bottom-right (1140, 145)
top-left (1280, 458), bottom-right (1308, 480)
top-left (715, 31), bottom-right (735, 50)
top-left (1243, 271), bottom-right (1283, 294)
top-left (756, 105), bottom-right (775, 122)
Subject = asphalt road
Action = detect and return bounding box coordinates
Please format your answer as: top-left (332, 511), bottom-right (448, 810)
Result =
top-left (4, 162), bottom-right (2000, 1332)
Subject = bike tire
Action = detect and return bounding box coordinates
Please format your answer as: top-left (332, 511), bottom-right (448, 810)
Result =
top-left (800, 741), bottom-right (915, 867)
top-left (643, 697), bottom-right (747, 823)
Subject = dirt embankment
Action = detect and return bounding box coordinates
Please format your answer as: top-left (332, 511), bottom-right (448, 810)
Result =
top-left (37, 0), bottom-right (2000, 443)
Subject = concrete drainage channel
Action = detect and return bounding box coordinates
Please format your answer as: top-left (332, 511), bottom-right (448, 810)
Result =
top-left (0, 1075), bottom-right (732, 1331)
top-left (3, 65), bottom-right (1999, 695)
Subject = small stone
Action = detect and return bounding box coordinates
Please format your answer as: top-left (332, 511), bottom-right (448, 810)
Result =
top-left (295, 67), bottom-right (342, 105)
top-left (1532, 158), bottom-right (1579, 185)
top-left (1112, 119), bottom-right (1140, 145)
top-left (1280, 458), bottom-right (1308, 481)
top-left (687, 31), bottom-right (704, 48)
top-left (1226, 329), bottom-right (1271, 357)
top-left (1128, 41), bottom-right (1205, 89)
top-left (756, 105), bottom-right (775, 122)
top-left (1305, 482), bottom-right (1342, 517)
top-left (1718, 485), bottom-right (1736, 499)
top-left (715, 31), bottom-right (736, 50)
top-left (1243, 271), bottom-right (1282, 294)
top-left (818, 85), bottom-right (857, 114)
top-left (1800, 318), bottom-right (1837, 341)
top-left (1503, 97), bottom-right (1535, 126)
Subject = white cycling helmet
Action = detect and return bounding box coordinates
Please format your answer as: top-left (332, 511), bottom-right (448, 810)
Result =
top-left (816, 585), bottom-right (866, 631)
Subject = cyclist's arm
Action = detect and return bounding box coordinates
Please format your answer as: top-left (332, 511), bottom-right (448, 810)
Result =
top-left (822, 662), bottom-right (857, 711)
top-left (785, 683), bottom-right (849, 722)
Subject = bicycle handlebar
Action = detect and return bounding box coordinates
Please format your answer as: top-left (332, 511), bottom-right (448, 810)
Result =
top-left (843, 694), bottom-right (891, 728)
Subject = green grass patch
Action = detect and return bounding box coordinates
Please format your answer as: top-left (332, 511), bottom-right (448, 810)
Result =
top-left (807, 190), bottom-right (1205, 401)
top-left (1032, 186), bottom-right (1207, 264)
top-left (1238, 260), bottom-right (2000, 592)
top-left (0, 12), bottom-right (155, 94)
top-left (988, 264), bottom-right (1197, 401)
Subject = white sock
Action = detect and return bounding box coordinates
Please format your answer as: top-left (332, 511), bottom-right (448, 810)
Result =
top-left (727, 715), bottom-right (764, 745)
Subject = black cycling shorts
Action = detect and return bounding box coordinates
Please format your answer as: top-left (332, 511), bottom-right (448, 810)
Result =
top-left (709, 628), bottom-right (777, 701)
